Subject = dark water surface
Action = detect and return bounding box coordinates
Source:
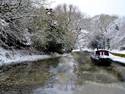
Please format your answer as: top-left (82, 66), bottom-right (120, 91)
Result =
top-left (0, 51), bottom-right (125, 94)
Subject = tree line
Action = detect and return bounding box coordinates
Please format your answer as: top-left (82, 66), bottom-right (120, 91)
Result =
top-left (0, 0), bottom-right (118, 53)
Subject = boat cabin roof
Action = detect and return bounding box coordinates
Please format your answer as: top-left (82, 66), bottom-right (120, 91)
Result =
top-left (95, 50), bottom-right (109, 56)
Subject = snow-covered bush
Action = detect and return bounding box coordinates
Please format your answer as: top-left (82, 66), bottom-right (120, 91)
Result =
top-left (31, 6), bottom-right (78, 53)
top-left (0, 0), bottom-right (34, 49)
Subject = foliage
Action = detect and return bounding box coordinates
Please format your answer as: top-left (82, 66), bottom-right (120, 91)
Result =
top-left (0, 0), bottom-right (121, 53)
top-left (86, 14), bottom-right (117, 49)
top-left (0, 0), bottom-right (35, 48)
top-left (31, 4), bottom-right (81, 53)
top-left (106, 17), bottom-right (125, 49)
top-left (111, 52), bottom-right (125, 58)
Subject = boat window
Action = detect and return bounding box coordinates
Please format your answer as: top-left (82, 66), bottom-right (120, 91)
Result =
top-left (96, 51), bottom-right (100, 55)
top-left (96, 50), bottom-right (109, 56)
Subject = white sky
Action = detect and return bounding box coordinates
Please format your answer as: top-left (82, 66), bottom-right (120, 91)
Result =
top-left (49, 0), bottom-right (125, 17)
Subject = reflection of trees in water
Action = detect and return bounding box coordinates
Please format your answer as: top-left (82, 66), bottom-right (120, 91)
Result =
top-left (0, 87), bottom-right (33, 94)
top-left (33, 55), bottom-right (78, 94)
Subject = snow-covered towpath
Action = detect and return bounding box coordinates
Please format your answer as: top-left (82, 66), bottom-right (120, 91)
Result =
top-left (109, 54), bottom-right (125, 64)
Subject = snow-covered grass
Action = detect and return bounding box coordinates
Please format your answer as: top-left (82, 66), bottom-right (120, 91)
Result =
top-left (103, 49), bottom-right (125, 64)
top-left (109, 53), bottom-right (125, 64)
top-left (110, 50), bottom-right (125, 54)
top-left (0, 48), bottom-right (49, 66)
top-left (111, 53), bottom-right (125, 58)
top-left (0, 48), bottom-right (66, 66)
top-left (109, 50), bottom-right (125, 64)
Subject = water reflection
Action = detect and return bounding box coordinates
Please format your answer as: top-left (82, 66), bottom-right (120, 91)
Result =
top-left (34, 54), bottom-right (77, 94)
top-left (33, 52), bottom-right (125, 94)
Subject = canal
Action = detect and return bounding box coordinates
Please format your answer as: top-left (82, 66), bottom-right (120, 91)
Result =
top-left (0, 51), bottom-right (125, 94)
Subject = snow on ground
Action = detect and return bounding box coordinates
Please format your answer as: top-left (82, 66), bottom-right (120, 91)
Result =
top-left (72, 48), bottom-right (93, 53)
top-left (0, 47), bottom-right (66, 66)
top-left (110, 50), bottom-right (125, 54)
top-left (108, 50), bottom-right (125, 64)
top-left (109, 53), bottom-right (125, 64)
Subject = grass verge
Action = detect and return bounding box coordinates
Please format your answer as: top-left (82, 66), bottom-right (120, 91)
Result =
top-left (111, 52), bottom-right (125, 58)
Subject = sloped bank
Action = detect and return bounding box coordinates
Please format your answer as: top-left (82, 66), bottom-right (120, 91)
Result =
top-left (0, 47), bottom-right (66, 67)
top-left (0, 57), bottom-right (60, 93)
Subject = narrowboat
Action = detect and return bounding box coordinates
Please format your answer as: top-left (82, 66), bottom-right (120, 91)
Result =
top-left (90, 49), bottom-right (111, 66)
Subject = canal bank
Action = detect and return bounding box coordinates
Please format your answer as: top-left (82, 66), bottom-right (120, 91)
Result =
top-left (0, 51), bottom-right (125, 94)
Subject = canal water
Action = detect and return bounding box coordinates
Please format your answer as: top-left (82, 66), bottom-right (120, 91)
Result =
top-left (33, 54), bottom-right (77, 94)
top-left (0, 51), bottom-right (125, 94)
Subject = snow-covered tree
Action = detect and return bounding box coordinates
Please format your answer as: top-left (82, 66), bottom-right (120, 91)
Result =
top-left (87, 14), bottom-right (117, 49)
top-left (106, 17), bottom-right (125, 50)
top-left (54, 4), bottom-right (85, 50)
top-left (31, 4), bottom-right (85, 53)
top-left (75, 14), bottom-right (117, 49)
top-left (0, 0), bottom-right (46, 49)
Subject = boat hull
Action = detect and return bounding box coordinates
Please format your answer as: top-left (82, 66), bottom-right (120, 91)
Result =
top-left (90, 56), bottom-right (112, 66)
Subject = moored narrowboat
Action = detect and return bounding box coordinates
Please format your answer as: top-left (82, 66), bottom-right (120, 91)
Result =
top-left (90, 49), bottom-right (111, 66)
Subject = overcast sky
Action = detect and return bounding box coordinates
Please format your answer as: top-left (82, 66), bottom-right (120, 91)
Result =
top-left (49, 0), bottom-right (125, 17)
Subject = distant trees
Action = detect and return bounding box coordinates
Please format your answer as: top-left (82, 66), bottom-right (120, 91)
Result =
top-left (75, 14), bottom-right (118, 49)
top-left (106, 17), bottom-right (125, 50)
top-left (87, 14), bottom-right (117, 49)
